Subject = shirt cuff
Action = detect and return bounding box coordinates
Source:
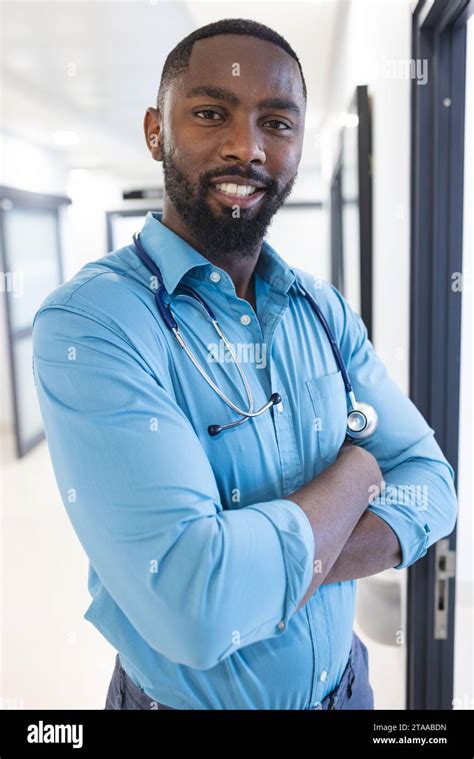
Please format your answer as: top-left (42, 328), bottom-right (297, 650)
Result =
top-left (367, 501), bottom-right (431, 570)
top-left (248, 498), bottom-right (315, 627)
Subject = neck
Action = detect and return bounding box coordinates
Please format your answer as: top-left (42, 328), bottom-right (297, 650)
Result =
top-left (161, 200), bottom-right (261, 310)
top-left (208, 251), bottom-right (259, 311)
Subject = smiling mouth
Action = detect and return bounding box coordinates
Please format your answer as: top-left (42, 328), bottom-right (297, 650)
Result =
top-left (208, 182), bottom-right (267, 209)
top-left (213, 182), bottom-right (260, 197)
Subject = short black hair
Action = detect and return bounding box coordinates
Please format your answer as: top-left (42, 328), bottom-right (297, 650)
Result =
top-left (156, 18), bottom-right (307, 111)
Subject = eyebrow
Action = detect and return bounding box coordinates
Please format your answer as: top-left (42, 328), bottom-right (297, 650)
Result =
top-left (184, 86), bottom-right (301, 114)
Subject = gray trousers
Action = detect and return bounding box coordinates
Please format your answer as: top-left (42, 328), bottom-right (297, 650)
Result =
top-left (104, 631), bottom-right (374, 710)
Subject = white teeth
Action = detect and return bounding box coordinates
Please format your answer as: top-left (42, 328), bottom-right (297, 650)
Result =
top-left (214, 183), bottom-right (257, 196)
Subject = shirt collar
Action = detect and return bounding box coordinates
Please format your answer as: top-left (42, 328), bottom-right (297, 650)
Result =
top-left (136, 210), bottom-right (297, 296)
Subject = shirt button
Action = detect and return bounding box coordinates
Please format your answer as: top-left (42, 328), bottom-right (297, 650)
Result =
top-left (240, 314), bottom-right (251, 326)
top-left (210, 271), bottom-right (221, 283)
top-left (320, 670), bottom-right (327, 682)
top-left (277, 620), bottom-right (286, 631)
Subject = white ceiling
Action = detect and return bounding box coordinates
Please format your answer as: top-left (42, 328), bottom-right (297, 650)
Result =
top-left (1, 0), bottom-right (344, 181)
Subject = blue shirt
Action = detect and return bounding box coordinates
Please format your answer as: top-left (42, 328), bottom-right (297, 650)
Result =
top-left (32, 210), bottom-right (458, 709)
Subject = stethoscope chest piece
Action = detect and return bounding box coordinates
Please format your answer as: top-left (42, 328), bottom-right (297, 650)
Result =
top-left (346, 402), bottom-right (378, 441)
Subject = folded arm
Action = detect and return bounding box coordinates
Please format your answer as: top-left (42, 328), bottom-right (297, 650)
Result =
top-left (32, 300), bottom-right (316, 671)
top-left (321, 510), bottom-right (402, 585)
top-left (290, 279), bottom-right (458, 595)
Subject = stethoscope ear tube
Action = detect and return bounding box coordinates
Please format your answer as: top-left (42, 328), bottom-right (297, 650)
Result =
top-left (297, 281), bottom-right (378, 442)
top-left (155, 289), bottom-right (178, 330)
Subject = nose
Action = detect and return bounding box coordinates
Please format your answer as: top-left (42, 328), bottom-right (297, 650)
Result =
top-left (220, 118), bottom-right (266, 165)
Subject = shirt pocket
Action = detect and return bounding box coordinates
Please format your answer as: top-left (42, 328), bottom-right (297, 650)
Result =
top-left (305, 370), bottom-right (348, 464)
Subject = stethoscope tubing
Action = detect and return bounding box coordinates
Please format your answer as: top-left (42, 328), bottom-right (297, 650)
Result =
top-left (131, 232), bottom-right (376, 438)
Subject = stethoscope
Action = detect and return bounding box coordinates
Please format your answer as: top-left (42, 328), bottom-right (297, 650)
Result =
top-left (132, 232), bottom-right (378, 439)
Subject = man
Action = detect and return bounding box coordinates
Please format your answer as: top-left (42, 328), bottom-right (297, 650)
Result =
top-left (32, 19), bottom-right (458, 710)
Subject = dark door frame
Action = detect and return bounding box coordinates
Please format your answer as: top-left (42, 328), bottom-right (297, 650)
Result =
top-left (330, 159), bottom-right (344, 295)
top-left (408, 0), bottom-right (472, 710)
top-left (330, 86), bottom-right (373, 341)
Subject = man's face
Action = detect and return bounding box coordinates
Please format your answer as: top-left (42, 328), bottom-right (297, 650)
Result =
top-left (150, 34), bottom-right (306, 257)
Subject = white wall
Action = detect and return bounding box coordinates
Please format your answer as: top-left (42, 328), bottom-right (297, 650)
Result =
top-left (265, 165), bottom-right (330, 282)
top-left (0, 132), bottom-right (68, 195)
top-left (321, 0), bottom-right (412, 395)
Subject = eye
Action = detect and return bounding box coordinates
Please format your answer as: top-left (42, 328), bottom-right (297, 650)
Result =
top-left (194, 109), bottom-right (223, 121)
top-left (263, 119), bottom-right (291, 130)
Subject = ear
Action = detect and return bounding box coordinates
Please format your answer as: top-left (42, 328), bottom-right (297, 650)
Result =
top-left (144, 107), bottom-right (163, 161)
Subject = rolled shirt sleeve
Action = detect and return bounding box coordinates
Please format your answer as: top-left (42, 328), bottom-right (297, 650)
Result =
top-left (327, 284), bottom-right (458, 570)
top-left (32, 303), bottom-right (315, 670)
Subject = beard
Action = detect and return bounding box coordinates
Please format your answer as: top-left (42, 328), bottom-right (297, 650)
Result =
top-left (161, 142), bottom-right (297, 258)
